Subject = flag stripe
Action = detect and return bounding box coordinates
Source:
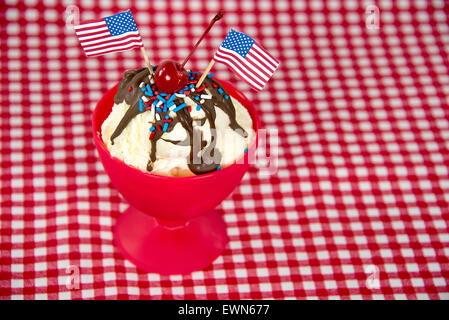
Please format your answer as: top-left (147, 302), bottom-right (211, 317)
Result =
top-left (245, 52), bottom-right (274, 77)
top-left (84, 36), bottom-right (143, 52)
top-left (215, 55), bottom-right (263, 91)
top-left (218, 47), bottom-right (271, 81)
top-left (80, 31), bottom-right (141, 47)
top-left (248, 49), bottom-right (277, 73)
top-left (253, 43), bottom-right (279, 68)
top-left (74, 24), bottom-right (107, 33)
top-left (74, 20), bottom-right (105, 30)
top-left (213, 54), bottom-right (263, 90)
top-left (214, 52), bottom-right (264, 90)
top-left (215, 49), bottom-right (266, 87)
top-left (75, 25), bottom-right (108, 36)
top-left (76, 29), bottom-right (110, 40)
top-left (85, 42), bottom-right (143, 56)
top-left (215, 47), bottom-right (270, 83)
top-left (77, 31), bottom-right (111, 41)
top-left (252, 47), bottom-right (278, 72)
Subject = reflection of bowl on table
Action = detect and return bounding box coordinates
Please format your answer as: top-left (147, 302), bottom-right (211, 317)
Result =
top-left (92, 80), bottom-right (259, 275)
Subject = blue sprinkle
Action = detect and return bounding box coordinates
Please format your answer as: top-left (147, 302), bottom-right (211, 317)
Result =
top-left (146, 84), bottom-right (153, 96)
top-left (156, 107), bottom-right (162, 112)
top-left (195, 96), bottom-right (199, 101)
top-left (162, 123), bottom-right (169, 132)
top-left (152, 100), bottom-right (158, 106)
top-left (157, 95), bottom-right (166, 103)
top-left (196, 105), bottom-right (201, 111)
top-left (139, 99), bottom-right (144, 112)
top-left (163, 105), bottom-right (167, 112)
top-left (165, 115), bottom-right (170, 119)
top-left (218, 88), bottom-right (224, 94)
top-left (207, 73), bottom-right (215, 78)
top-left (159, 93), bottom-right (168, 97)
top-left (150, 126), bottom-right (156, 132)
top-left (167, 94), bottom-right (176, 104)
top-left (141, 87), bottom-right (145, 92)
top-left (244, 148), bottom-right (248, 154)
top-left (189, 84), bottom-right (194, 89)
top-left (165, 101), bottom-right (174, 109)
top-left (224, 94), bottom-right (229, 100)
top-left (217, 165), bottom-right (221, 171)
top-left (173, 103), bottom-right (187, 112)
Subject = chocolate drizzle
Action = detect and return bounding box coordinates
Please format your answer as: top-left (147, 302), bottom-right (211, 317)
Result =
top-left (111, 68), bottom-right (248, 175)
top-left (111, 68), bottom-right (151, 144)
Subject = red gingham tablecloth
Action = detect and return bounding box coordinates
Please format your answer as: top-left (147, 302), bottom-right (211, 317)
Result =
top-left (1, 0), bottom-right (449, 300)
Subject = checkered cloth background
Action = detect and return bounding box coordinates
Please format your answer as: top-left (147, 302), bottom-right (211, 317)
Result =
top-left (1, 0), bottom-right (449, 300)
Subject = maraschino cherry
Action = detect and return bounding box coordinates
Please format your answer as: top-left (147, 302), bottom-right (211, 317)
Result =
top-left (154, 60), bottom-right (189, 93)
top-left (153, 11), bottom-right (223, 93)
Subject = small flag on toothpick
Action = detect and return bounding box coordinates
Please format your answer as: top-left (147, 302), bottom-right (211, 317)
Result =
top-left (212, 29), bottom-right (279, 91)
top-left (74, 10), bottom-right (153, 75)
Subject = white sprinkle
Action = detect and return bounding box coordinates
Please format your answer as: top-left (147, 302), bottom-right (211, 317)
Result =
top-left (142, 96), bottom-right (149, 102)
top-left (200, 94), bottom-right (212, 99)
top-left (155, 113), bottom-right (161, 121)
top-left (149, 106), bottom-right (155, 122)
top-left (190, 88), bottom-right (195, 92)
top-left (139, 82), bottom-right (145, 88)
top-left (156, 100), bottom-right (163, 107)
top-left (175, 93), bottom-right (186, 98)
top-left (169, 105), bottom-right (177, 111)
top-left (200, 99), bottom-right (205, 104)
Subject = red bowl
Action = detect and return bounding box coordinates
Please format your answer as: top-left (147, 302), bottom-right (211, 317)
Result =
top-left (92, 79), bottom-right (259, 274)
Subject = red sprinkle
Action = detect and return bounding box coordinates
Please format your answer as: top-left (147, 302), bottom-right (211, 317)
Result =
top-left (212, 82), bottom-right (218, 88)
top-left (145, 106), bottom-right (152, 110)
top-left (149, 131), bottom-right (155, 140)
top-left (204, 83), bottom-right (209, 87)
top-left (196, 86), bottom-right (205, 92)
top-left (163, 119), bottom-right (172, 123)
top-left (156, 125), bottom-right (162, 132)
top-left (128, 86), bottom-right (132, 92)
top-left (187, 105), bottom-right (191, 112)
top-left (144, 101), bottom-right (152, 106)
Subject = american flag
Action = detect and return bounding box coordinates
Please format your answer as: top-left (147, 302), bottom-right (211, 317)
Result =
top-left (213, 29), bottom-right (279, 91)
top-left (74, 10), bottom-right (143, 57)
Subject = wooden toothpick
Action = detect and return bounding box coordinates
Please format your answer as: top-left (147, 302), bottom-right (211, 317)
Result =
top-left (140, 46), bottom-right (153, 76)
top-left (196, 60), bottom-right (215, 88)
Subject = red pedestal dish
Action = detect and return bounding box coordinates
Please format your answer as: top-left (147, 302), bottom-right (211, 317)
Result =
top-left (92, 80), bottom-right (259, 275)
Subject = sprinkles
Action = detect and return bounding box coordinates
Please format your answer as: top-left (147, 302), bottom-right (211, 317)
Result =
top-left (173, 103), bottom-right (187, 112)
top-left (135, 71), bottom-right (238, 156)
top-left (139, 99), bottom-right (144, 112)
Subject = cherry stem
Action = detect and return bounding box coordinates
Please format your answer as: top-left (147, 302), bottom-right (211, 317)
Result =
top-left (180, 11), bottom-right (223, 68)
